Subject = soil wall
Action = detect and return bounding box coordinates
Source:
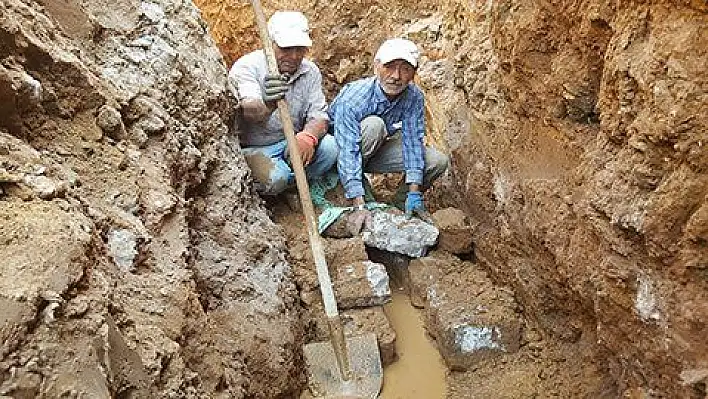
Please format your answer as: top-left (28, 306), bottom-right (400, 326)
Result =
top-left (202, 0), bottom-right (707, 396)
top-left (1, 0), bottom-right (304, 397)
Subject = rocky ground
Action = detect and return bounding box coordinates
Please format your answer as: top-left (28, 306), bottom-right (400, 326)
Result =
top-left (1, 0), bottom-right (304, 397)
top-left (1, 0), bottom-right (706, 397)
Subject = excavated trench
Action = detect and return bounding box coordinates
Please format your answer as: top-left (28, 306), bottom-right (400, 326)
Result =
top-left (0, 0), bottom-right (706, 398)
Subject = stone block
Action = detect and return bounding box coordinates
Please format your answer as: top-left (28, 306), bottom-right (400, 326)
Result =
top-left (425, 262), bottom-right (522, 371)
top-left (363, 211), bottom-right (438, 258)
top-left (325, 237), bottom-right (369, 267)
top-left (408, 257), bottom-right (442, 308)
top-left (432, 207), bottom-right (475, 255)
top-left (332, 261), bottom-right (391, 309)
top-left (309, 306), bottom-right (397, 366)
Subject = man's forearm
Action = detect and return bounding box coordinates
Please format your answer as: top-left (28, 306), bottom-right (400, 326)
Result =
top-left (241, 99), bottom-right (276, 123)
top-left (302, 118), bottom-right (328, 139)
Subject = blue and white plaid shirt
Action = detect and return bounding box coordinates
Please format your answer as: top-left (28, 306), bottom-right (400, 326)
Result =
top-left (329, 76), bottom-right (425, 199)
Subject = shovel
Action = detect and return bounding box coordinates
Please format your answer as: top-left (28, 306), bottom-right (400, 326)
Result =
top-left (248, 1), bottom-right (383, 397)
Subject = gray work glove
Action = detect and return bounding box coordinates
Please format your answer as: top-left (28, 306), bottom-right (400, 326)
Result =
top-left (263, 73), bottom-right (289, 103)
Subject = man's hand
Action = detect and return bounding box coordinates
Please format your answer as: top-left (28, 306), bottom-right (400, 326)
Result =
top-left (347, 206), bottom-right (373, 236)
top-left (263, 74), bottom-right (289, 103)
top-left (294, 131), bottom-right (318, 165)
top-left (405, 191), bottom-right (433, 223)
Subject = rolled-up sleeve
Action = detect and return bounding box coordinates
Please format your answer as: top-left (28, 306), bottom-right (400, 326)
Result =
top-left (228, 54), bottom-right (263, 101)
top-left (305, 66), bottom-right (330, 122)
top-left (333, 103), bottom-right (365, 199)
top-left (402, 91), bottom-right (425, 185)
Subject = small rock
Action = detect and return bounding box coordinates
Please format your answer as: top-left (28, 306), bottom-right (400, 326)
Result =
top-left (128, 126), bottom-right (149, 148)
top-left (22, 175), bottom-right (58, 199)
top-left (96, 105), bottom-right (126, 140)
top-left (140, 2), bottom-right (165, 22)
top-left (138, 114), bottom-right (165, 135)
top-left (107, 228), bottom-right (138, 272)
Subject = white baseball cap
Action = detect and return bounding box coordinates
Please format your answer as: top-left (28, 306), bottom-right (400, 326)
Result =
top-left (267, 11), bottom-right (313, 48)
top-left (374, 38), bottom-right (420, 68)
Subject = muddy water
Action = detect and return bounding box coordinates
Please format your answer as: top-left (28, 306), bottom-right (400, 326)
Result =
top-left (380, 290), bottom-right (447, 398)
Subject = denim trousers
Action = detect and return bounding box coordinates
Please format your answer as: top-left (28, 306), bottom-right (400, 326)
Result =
top-left (242, 134), bottom-right (338, 195)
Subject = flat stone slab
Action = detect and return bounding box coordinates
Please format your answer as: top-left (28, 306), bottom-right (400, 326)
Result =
top-left (363, 211), bottom-right (439, 258)
top-left (332, 261), bottom-right (391, 309)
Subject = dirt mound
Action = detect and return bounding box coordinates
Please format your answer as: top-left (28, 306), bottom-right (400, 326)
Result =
top-left (1, 0), bottom-right (304, 397)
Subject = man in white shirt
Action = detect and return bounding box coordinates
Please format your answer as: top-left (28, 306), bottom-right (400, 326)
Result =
top-left (229, 11), bottom-right (336, 195)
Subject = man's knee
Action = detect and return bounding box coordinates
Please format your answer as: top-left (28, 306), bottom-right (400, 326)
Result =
top-left (425, 148), bottom-right (450, 183)
top-left (360, 116), bottom-right (387, 141)
top-left (316, 135), bottom-right (338, 169)
top-left (360, 116), bottom-right (387, 159)
top-left (258, 170), bottom-right (290, 195)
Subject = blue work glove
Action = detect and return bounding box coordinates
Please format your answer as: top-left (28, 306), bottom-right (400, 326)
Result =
top-left (405, 191), bottom-right (433, 224)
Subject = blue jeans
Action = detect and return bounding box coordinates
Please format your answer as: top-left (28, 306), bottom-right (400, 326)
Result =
top-left (242, 134), bottom-right (338, 195)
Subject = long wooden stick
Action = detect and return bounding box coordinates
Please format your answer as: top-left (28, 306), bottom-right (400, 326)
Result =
top-left (249, 0), bottom-right (352, 381)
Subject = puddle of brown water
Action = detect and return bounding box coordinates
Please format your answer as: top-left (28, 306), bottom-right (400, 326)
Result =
top-left (380, 290), bottom-right (447, 399)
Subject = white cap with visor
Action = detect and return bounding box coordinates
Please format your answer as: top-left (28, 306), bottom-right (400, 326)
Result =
top-left (374, 38), bottom-right (420, 68)
top-left (267, 11), bottom-right (313, 48)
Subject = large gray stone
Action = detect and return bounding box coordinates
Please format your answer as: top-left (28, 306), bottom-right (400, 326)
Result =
top-left (362, 211), bottom-right (439, 258)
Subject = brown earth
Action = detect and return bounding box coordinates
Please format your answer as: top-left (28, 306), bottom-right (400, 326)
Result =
top-left (2, 0), bottom-right (706, 397)
top-left (1, 0), bottom-right (304, 397)
top-left (193, 0), bottom-right (708, 396)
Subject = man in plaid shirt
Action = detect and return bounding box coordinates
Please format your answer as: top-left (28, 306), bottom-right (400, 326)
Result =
top-left (329, 38), bottom-right (449, 233)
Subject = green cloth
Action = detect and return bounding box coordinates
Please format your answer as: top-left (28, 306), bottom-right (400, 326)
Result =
top-left (318, 202), bottom-right (390, 234)
top-left (310, 168), bottom-right (385, 233)
top-left (310, 169), bottom-right (377, 210)
top-left (309, 169), bottom-right (340, 209)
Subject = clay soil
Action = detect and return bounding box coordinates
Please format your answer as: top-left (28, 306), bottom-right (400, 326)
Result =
top-left (1, 0), bottom-right (706, 397)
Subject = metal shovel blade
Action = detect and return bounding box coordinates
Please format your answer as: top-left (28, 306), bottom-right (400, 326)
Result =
top-left (304, 332), bottom-right (382, 398)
